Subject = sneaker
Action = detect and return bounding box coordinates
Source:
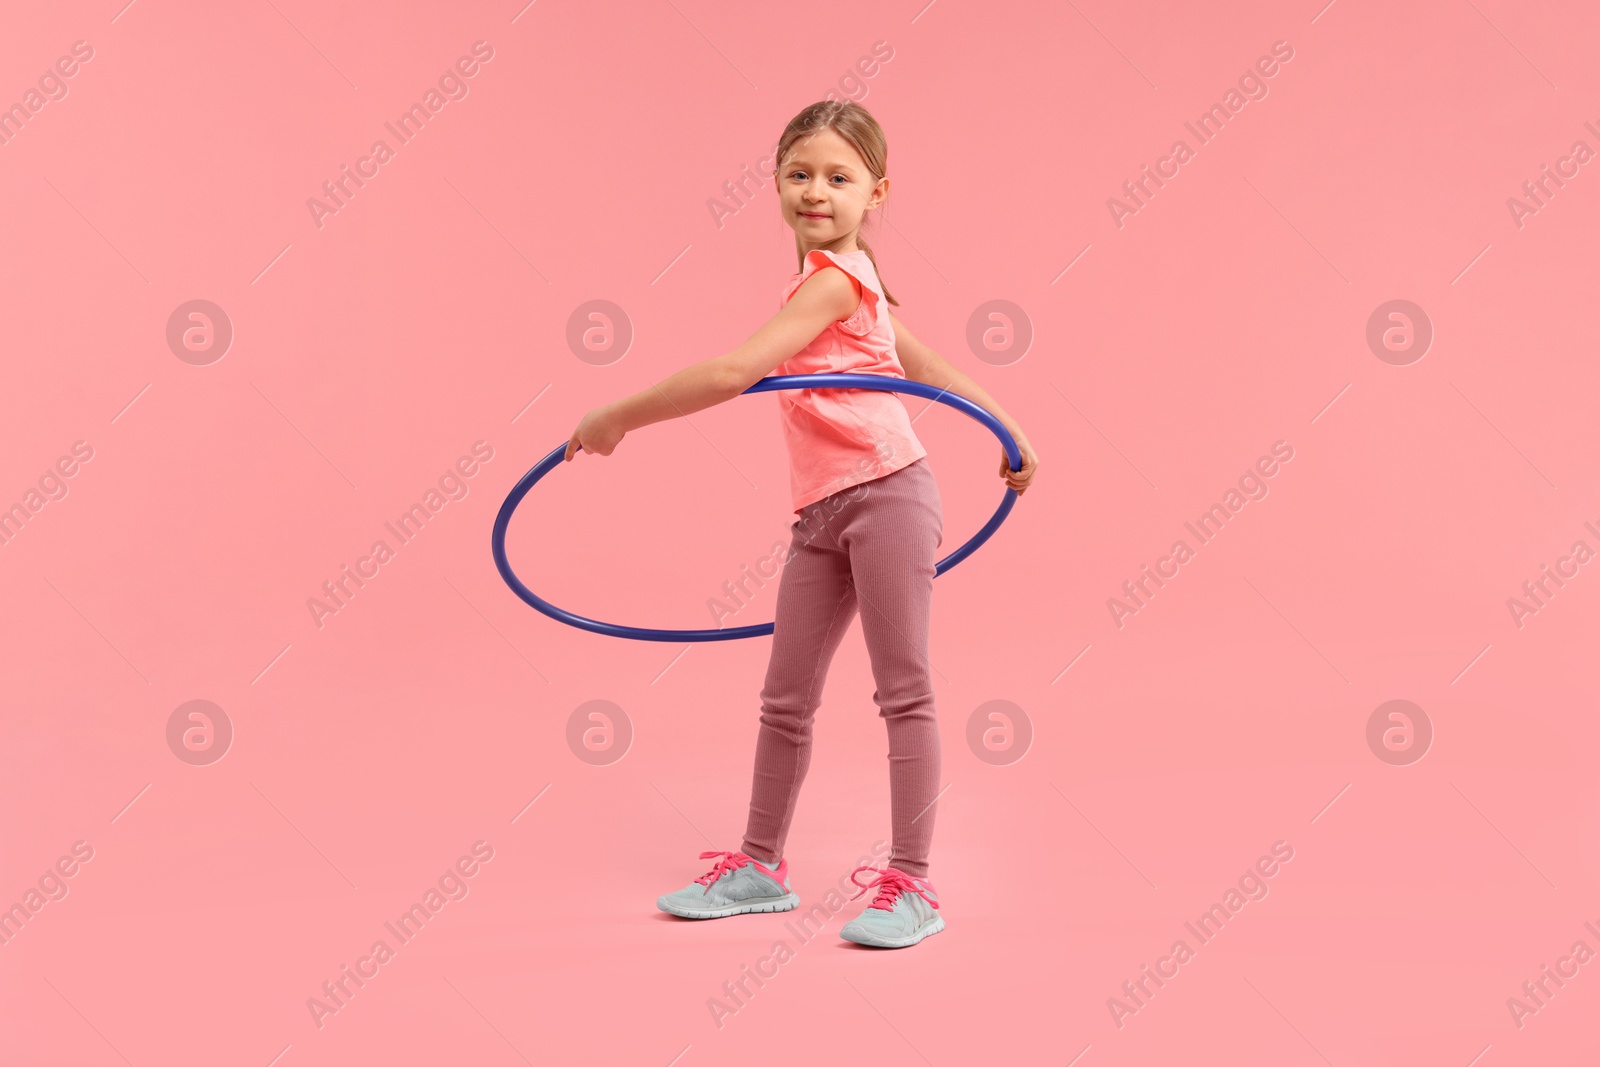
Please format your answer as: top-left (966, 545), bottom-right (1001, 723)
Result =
top-left (656, 850), bottom-right (800, 919)
top-left (837, 864), bottom-right (944, 948)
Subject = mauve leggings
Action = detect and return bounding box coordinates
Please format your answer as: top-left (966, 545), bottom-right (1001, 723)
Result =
top-left (741, 457), bottom-right (944, 879)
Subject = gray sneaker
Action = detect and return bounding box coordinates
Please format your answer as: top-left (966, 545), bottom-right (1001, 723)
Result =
top-left (657, 850), bottom-right (800, 919)
top-left (838, 864), bottom-right (944, 948)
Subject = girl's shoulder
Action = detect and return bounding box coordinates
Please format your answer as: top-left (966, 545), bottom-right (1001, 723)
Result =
top-left (784, 248), bottom-right (881, 299)
top-left (782, 248), bottom-right (884, 337)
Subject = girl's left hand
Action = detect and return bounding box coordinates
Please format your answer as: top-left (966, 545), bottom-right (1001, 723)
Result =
top-left (999, 442), bottom-right (1040, 496)
top-left (564, 405), bottom-right (627, 461)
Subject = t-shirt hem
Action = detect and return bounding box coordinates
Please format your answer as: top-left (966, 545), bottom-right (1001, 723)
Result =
top-left (791, 446), bottom-right (929, 515)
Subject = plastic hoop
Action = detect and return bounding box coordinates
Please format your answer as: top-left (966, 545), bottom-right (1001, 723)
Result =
top-left (492, 373), bottom-right (1022, 642)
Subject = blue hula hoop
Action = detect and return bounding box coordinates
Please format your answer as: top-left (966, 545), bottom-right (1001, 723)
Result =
top-left (491, 373), bottom-right (1022, 642)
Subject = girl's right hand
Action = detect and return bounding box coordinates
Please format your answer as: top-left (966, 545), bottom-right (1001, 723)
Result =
top-left (564, 405), bottom-right (627, 461)
top-left (1000, 441), bottom-right (1039, 496)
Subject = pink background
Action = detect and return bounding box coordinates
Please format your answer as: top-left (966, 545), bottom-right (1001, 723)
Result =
top-left (3, 0), bottom-right (1598, 1063)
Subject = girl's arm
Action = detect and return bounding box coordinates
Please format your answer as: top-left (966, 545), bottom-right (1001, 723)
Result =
top-left (890, 311), bottom-right (1040, 496)
top-left (565, 266), bottom-right (861, 460)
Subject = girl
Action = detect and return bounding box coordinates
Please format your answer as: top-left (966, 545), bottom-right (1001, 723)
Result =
top-left (565, 101), bottom-right (1039, 948)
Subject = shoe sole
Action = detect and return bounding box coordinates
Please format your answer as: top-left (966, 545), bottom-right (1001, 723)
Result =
top-left (656, 892), bottom-right (801, 919)
top-left (839, 913), bottom-right (946, 948)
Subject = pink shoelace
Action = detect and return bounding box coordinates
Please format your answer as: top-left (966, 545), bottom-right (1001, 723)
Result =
top-left (848, 864), bottom-right (939, 912)
top-left (693, 850), bottom-right (757, 887)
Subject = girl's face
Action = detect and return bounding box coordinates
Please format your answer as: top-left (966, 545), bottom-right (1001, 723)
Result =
top-left (779, 127), bottom-right (887, 250)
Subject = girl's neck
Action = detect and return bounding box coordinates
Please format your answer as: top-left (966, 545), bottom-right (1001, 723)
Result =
top-left (797, 239), bottom-right (863, 263)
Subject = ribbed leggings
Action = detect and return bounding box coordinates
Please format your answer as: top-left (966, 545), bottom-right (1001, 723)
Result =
top-left (741, 457), bottom-right (944, 879)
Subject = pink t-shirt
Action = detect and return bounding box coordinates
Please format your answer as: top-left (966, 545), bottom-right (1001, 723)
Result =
top-left (771, 248), bottom-right (928, 515)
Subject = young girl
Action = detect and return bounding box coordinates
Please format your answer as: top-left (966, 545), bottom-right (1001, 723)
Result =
top-left (565, 101), bottom-right (1038, 948)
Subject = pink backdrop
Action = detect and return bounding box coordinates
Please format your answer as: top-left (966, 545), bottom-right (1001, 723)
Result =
top-left (3, 1), bottom-right (1598, 1063)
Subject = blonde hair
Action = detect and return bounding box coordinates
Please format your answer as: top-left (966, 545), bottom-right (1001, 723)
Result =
top-left (772, 101), bottom-right (898, 307)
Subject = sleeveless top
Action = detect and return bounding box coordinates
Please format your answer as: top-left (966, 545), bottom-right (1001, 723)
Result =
top-left (771, 248), bottom-right (928, 515)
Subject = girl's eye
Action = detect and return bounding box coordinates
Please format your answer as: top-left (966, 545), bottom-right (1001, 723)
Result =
top-left (830, 175), bottom-right (847, 184)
